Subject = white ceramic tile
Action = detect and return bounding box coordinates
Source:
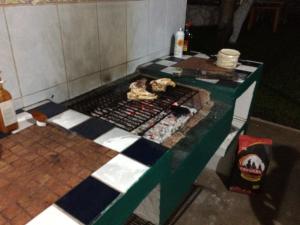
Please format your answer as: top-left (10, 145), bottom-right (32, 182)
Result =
top-left (48, 109), bottom-right (90, 129)
top-left (181, 55), bottom-right (192, 60)
top-left (59, 3), bottom-right (100, 80)
top-left (232, 116), bottom-right (247, 129)
top-left (92, 154), bottom-right (149, 193)
top-left (194, 52), bottom-right (210, 59)
top-left (196, 78), bottom-right (219, 84)
top-left (98, 1), bottom-right (126, 70)
top-left (236, 64), bottom-right (257, 73)
top-left (100, 64), bottom-right (127, 85)
top-left (12, 112), bottom-right (34, 134)
top-left (5, 5), bottom-right (66, 96)
top-left (94, 127), bottom-right (140, 152)
top-left (13, 97), bottom-right (24, 110)
top-left (22, 83), bottom-right (68, 107)
top-left (26, 205), bottom-right (81, 225)
top-left (161, 66), bottom-right (181, 75)
top-left (149, 0), bottom-right (167, 53)
top-left (127, 0), bottom-right (149, 61)
top-left (155, 59), bottom-right (177, 67)
top-left (165, 0), bottom-right (187, 51)
top-left (0, 8), bottom-right (21, 99)
top-left (69, 72), bottom-right (100, 98)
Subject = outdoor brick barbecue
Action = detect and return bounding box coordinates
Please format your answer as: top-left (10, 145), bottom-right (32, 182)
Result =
top-left (0, 51), bottom-right (262, 225)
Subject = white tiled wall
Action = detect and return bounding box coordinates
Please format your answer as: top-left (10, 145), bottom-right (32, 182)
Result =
top-left (0, 0), bottom-right (187, 109)
top-left (98, 1), bottom-right (127, 70)
top-left (5, 5), bottom-right (66, 96)
top-left (149, 0), bottom-right (167, 54)
top-left (0, 8), bottom-right (21, 99)
top-left (127, 0), bottom-right (149, 61)
top-left (58, 2), bottom-right (100, 81)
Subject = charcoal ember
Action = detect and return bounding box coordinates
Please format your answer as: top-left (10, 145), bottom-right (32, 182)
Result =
top-left (170, 105), bottom-right (191, 117)
top-left (143, 106), bottom-right (196, 144)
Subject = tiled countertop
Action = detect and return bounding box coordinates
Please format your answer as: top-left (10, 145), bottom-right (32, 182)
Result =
top-left (0, 125), bottom-right (117, 225)
top-left (139, 52), bottom-right (262, 90)
top-left (0, 102), bottom-right (168, 225)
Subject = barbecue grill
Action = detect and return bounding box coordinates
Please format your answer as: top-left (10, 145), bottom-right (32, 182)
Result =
top-left (63, 73), bottom-right (234, 224)
top-left (1, 51), bottom-right (262, 225)
top-left (65, 75), bottom-right (205, 142)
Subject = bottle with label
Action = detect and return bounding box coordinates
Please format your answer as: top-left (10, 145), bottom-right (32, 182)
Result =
top-left (174, 28), bottom-right (185, 58)
top-left (183, 21), bottom-right (192, 55)
top-left (0, 73), bottom-right (18, 133)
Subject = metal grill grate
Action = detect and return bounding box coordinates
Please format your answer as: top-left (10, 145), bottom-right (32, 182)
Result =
top-left (125, 214), bottom-right (154, 225)
top-left (66, 75), bottom-right (197, 134)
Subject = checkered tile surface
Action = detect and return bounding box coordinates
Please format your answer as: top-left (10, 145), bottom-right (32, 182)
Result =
top-left (0, 52), bottom-right (261, 224)
top-left (0, 101), bottom-right (168, 225)
top-left (139, 51), bottom-right (262, 88)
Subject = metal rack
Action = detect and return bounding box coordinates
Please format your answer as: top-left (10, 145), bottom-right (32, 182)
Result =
top-left (67, 75), bottom-right (197, 134)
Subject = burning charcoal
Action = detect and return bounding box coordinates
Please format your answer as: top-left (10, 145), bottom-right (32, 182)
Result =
top-left (170, 106), bottom-right (191, 117)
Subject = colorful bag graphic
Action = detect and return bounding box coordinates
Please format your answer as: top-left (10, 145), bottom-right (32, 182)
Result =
top-left (229, 135), bottom-right (272, 194)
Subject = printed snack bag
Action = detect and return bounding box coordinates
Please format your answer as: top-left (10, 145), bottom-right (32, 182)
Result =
top-left (229, 135), bottom-right (272, 194)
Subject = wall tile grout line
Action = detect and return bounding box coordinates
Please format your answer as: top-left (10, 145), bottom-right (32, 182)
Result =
top-left (56, 2), bottom-right (71, 100)
top-left (125, 0), bottom-right (128, 77)
top-left (147, 0), bottom-right (150, 57)
top-left (95, 0), bottom-right (102, 86)
top-left (0, 0), bottom-right (178, 110)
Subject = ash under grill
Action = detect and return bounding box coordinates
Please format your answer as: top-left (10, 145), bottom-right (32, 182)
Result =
top-left (66, 75), bottom-right (198, 135)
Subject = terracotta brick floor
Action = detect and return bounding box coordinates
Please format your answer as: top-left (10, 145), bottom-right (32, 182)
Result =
top-left (0, 125), bottom-right (117, 225)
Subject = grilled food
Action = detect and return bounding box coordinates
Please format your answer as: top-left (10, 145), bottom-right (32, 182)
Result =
top-left (127, 79), bottom-right (157, 100)
top-left (150, 78), bottom-right (176, 92)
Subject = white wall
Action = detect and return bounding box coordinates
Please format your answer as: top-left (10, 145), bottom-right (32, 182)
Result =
top-left (0, 0), bottom-right (187, 109)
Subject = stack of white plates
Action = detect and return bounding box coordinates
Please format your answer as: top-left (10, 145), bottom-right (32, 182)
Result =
top-left (216, 49), bottom-right (240, 69)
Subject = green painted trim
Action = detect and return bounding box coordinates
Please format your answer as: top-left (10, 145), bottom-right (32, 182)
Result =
top-left (160, 103), bottom-right (234, 224)
top-left (92, 151), bottom-right (172, 225)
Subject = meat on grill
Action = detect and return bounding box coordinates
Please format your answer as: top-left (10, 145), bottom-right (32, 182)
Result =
top-left (127, 78), bottom-right (157, 100)
top-left (150, 78), bottom-right (176, 92)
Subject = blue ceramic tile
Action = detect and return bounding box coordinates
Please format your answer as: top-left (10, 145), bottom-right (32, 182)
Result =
top-left (0, 132), bottom-right (9, 139)
top-left (71, 118), bottom-right (114, 140)
top-left (235, 71), bottom-right (250, 82)
top-left (239, 60), bottom-right (260, 67)
top-left (144, 63), bottom-right (167, 71)
top-left (165, 56), bottom-right (183, 63)
top-left (29, 102), bottom-right (66, 118)
top-left (235, 69), bottom-right (251, 76)
top-left (16, 109), bottom-right (24, 114)
top-left (122, 138), bottom-right (167, 166)
top-left (56, 177), bottom-right (120, 225)
top-left (217, 80), bottom-right (239, 88)
top-left (189, 51), bottom-right (198, 56)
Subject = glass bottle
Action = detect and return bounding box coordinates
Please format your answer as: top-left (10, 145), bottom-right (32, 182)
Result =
top-left (0, 73), bottom-right (18, 133)
top-left (183, 21), bottom-right (192, 55)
